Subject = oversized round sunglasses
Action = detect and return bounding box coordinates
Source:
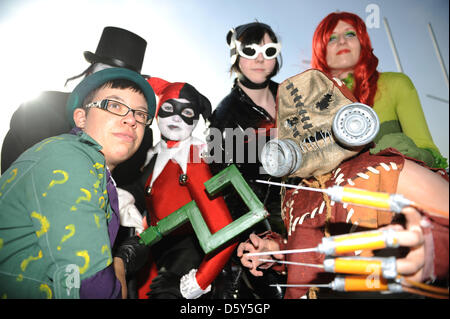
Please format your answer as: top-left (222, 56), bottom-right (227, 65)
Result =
top-left (84, 99), bottom-right (153, 126)
top-left (236, 40), bottom-right (281, 60)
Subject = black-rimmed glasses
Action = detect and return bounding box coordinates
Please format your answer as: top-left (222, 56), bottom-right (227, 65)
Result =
top-left (84, 99), bottom-right (153, 126)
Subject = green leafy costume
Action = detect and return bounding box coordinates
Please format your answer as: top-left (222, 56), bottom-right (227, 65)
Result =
top-left (345, 72), bottom-right (447, 168)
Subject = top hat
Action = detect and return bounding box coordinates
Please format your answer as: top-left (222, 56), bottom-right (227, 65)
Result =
top-left (84, 26), bottom-right (147, 73)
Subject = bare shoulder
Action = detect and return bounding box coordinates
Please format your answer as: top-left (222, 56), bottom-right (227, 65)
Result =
top-left (397, 159), bottom-right (449, 212)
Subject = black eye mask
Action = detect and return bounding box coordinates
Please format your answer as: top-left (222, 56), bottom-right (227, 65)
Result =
top-left (157, 99), bottom-right (199, 125)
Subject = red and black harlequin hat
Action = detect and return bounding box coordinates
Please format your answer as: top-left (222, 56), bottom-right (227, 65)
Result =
top-left (147, 77), bottom-right (211, 119)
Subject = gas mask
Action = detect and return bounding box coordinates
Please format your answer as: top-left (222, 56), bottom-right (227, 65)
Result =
top-left (260, 69), bottom-right (379, 178)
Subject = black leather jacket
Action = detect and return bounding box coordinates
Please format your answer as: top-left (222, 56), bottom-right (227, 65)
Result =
top-left (207, 80), bottom-right (284, 235)
top-left (206, 80), bottom-right (286, 299)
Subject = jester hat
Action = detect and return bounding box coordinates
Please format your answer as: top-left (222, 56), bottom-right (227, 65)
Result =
top-left (147, 77), bottom-right (211, 120)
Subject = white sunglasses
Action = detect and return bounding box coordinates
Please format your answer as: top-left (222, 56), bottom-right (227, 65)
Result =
top-left (235, 40), bottom-right (281, 60)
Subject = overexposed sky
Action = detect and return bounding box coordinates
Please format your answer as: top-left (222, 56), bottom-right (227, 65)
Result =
top-left (0, 0), bottom-right (448, 168)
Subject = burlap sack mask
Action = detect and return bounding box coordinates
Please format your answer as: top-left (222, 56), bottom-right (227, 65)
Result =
top-left (277, 69), bottom-right (365, 178)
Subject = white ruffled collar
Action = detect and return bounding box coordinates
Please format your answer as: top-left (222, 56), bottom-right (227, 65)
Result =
top-left (144, 136), bottom-right (206, 187)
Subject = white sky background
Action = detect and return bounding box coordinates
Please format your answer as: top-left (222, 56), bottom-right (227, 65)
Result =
top-left (0, 0), bottom-right (448, 170)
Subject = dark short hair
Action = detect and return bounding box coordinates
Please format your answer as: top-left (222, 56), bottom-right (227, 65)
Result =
top-left (231, 24), bottom-right (282, 78)
top-left (66, 68), bottom-right (156, 126)
top-left (82, 78), bottom-right (145, 107)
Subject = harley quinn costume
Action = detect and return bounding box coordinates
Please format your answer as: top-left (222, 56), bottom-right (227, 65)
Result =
top-left (116, 77), bottom-right (236, 299)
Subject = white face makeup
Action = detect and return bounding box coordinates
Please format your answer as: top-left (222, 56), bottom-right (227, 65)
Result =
top-left (157, 98), bottom-right (197, 141)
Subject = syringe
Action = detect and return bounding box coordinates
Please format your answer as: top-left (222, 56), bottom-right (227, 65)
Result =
top-left (270, 275), bottom-right (403, 293)
top-left (256, 179), bottom-right (411, 213)
top-left (256, 179), bottom-right (448, 218)
top-left (259, 256), bottom-right (398, 279)
top-left (246, 229), bottom-right (399, 257)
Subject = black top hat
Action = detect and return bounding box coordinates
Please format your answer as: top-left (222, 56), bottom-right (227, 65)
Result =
top-left (84, 26), bottom-right (147, 73)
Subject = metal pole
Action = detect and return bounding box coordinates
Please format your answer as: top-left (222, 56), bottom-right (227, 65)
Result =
top-left (426, 94), bottom-right (449, 104)
top-left (383, 17), bottom-right (403, 73)
top-left (427, 23), bottom-right (449, 88)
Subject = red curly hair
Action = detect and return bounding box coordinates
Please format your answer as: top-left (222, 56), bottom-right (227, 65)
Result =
top-left (311, 12), bottom-right (379, 106)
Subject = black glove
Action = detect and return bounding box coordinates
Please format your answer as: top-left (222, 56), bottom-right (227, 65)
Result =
top-left (147, 270), bottom-right (183, 299)
top-left (113, 235), bottom-right (150, 275)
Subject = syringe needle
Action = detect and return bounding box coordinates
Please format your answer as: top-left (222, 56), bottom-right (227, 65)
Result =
top-left (245, 247), bottom-right (319, 257)
top-left (259, 258), bottom-right (325, 268)
top-left (255, 179), bottom-right (326, 194)
top-left (270, 283), bottom-right (332, 288)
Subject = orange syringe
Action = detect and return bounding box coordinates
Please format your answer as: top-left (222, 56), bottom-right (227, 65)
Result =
top-left (271, 275), bottom-right (402, 293)
top-left (270, 275), bottom-right (449, 298)
top-left (259, 256), bottom-right (397, 279)
top-left (246, 229), bottom-right (399, 257)
top-left (256, 180), bottom-right (448, 218)
top-left (256, 179), bottom-right (411, 213)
